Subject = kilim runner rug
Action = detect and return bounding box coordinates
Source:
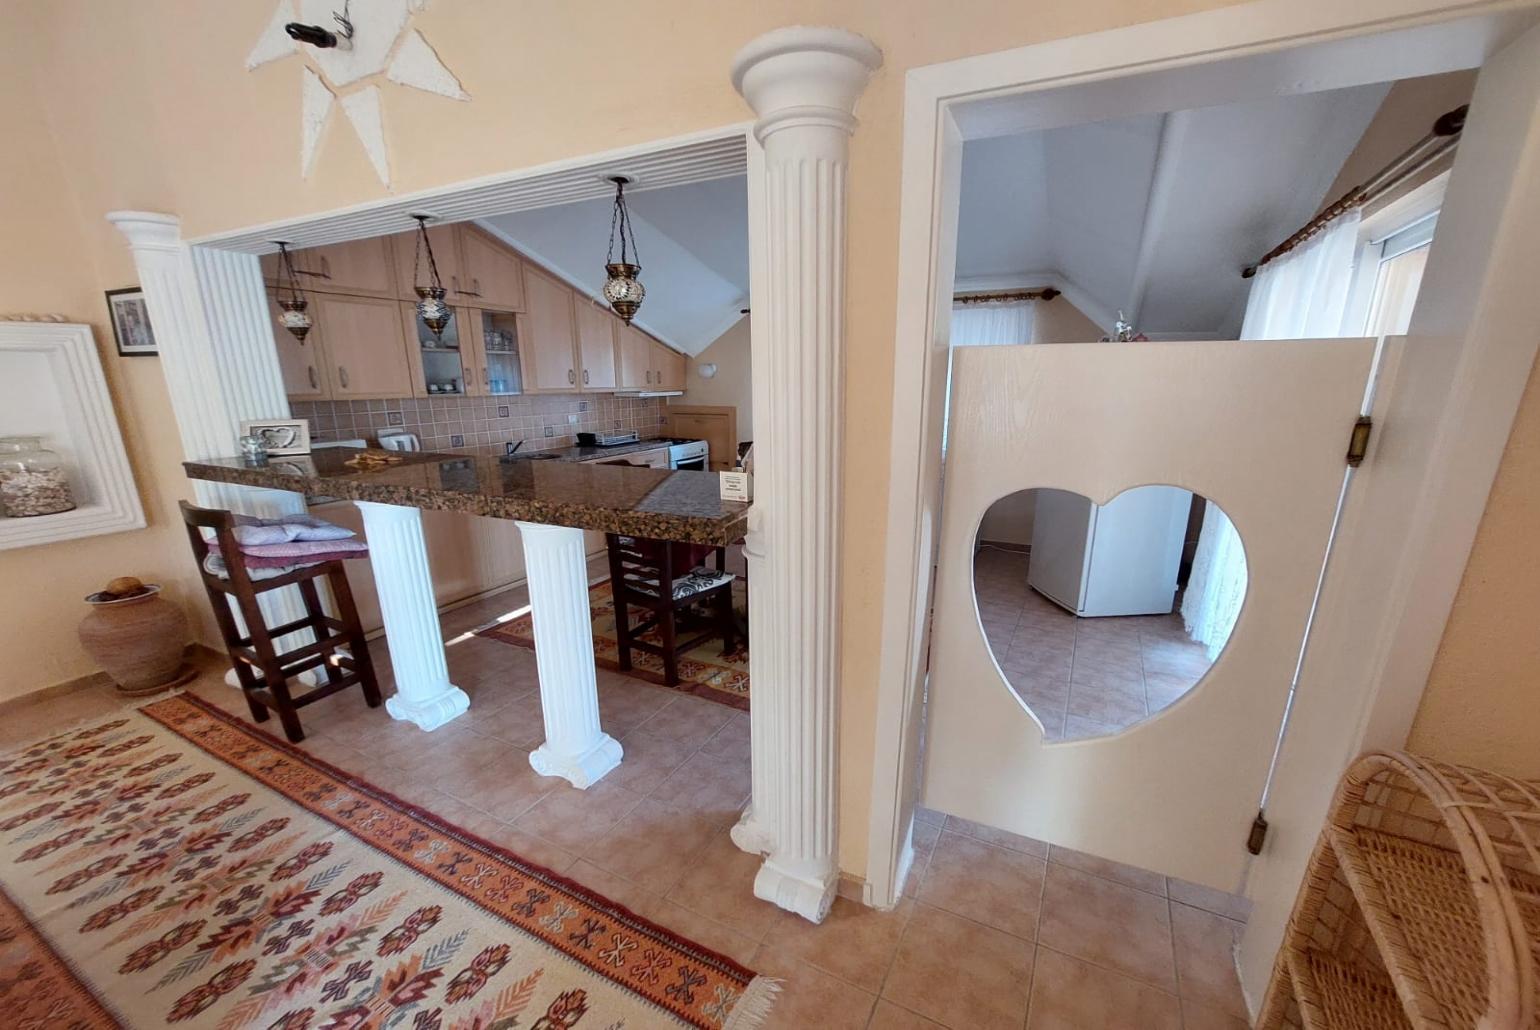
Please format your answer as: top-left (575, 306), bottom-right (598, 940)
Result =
top-left (476, 581), bottom-right (749, 712)
top-left (0, 693), bottom-right (775, 1028)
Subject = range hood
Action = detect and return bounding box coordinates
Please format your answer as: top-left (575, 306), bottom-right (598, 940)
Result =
top-left (614, 389), bottom-right (685, 398)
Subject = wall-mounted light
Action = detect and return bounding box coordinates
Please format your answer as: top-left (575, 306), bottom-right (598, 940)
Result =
top-left (272, 242), bottom-right (313, 343)
top-left (698, 363), bottom-right (718, 380)
top-left (602, 176), bottom-right (645, 324)
top-left (410, 214), bottom-right (451, 339)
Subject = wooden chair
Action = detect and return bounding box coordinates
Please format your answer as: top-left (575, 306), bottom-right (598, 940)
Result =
top-left (181, 501), bottom-right (381, 742)
top-left (605, 534), bottom-right (737, 687)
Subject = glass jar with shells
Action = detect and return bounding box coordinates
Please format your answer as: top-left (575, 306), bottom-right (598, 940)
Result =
top-left (0, 435), bottom-right (76, 517)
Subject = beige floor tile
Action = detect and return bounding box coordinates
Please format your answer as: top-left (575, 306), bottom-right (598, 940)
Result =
top-left (916, 831), bottom-right (1046, 939)
top-left (942, 815), bottom-right (1049, 857)
top-left (650, 748), bottom-right (751, 826)
top-left (701, 711), bottom-right (751, 761)
top-left (664, 833), bottom-right (782, 940)
top-left (604, 728), bottom-right (697, 795)
top-left (1062, 713), bottom-right (1131, 739)
top-left (437, 748), bottom-right (562, 823)
top-left (513, 779), bottom-right (643, 852)
top-left (1168, 878), bottom-right (1251, 923)
top-left (913, 807), bottom-right (946, 828)
top-left (882, 903), bottom-right (1034, 1029)
top-left (596, 678), bottom-right (677, 737)
top-left (1181, 997), bottom-right (1253, 1029)
top-left (1026, 947), bottom-right (1182, 1030)
top-left (1065, 675), bottom-right (1147, 725)
top-left (1049, 845), bottom-right (1167, 896)
top-left (906, 817), bottom-right (944, 887)
top-left (758, 896), bottom-right (913, 992)
top-left (1038, 862), bottom-right (1176, 990)
top-left (1171, 902), bottom-right (1247, 1018)
top-left (634, 694), bottom-right (734, 748)
top-left (469, 691), bottom-right (547, 749)
top-left (585, 797), bottom-right (721, 894)
top-left (752, 949), bottom-right (878, 1029)
top-left (868, 1000), bottom-right (945, 1028)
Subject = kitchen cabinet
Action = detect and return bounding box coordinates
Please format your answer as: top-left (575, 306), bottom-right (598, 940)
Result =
top-left (401, 302), bottom-right (473, 398)
top-left (574, 299), bottom-right (618, 390)
top-left (391, 225), bottom-right (466, 302)
top-left (653, 341), bottom-right (687, 391)
top-left (519, 265), bottom-right (580, 392)
top-left (266, 290), bottom-right (327, 398)
top-left (314, 294), bottom-right (415, 399)
top-left (458, 226), bottom-right (525, 311)
top-left (616, 323), bottom-right (652, 390)
top-left (261, 237), bottom-right (397, 299)
top-left (464, 308), bottom-right (524, 396)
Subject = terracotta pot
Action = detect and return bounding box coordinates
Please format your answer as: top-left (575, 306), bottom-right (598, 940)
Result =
top-left (77, 584), bottom-right (191, 696)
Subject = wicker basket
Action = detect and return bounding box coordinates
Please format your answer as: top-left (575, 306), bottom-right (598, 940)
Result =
top-left (1257, 752), bottom-right (1540, 1030)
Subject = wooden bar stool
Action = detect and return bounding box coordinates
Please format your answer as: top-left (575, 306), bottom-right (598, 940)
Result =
top-left (181, 501), bottom-right (381, 742)
top-left (606, 533), bottom-right (737, 687)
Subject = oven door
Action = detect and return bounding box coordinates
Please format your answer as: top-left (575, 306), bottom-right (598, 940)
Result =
top-left (673, 455), bottom-right (708, 472)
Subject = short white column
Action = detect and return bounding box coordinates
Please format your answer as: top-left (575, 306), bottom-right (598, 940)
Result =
top-left (730, 28), bottom-right (881, 922)
top-left (516, 521), bottom-right (622, 788)
top-left (356, 500), bottom-right (469, 730)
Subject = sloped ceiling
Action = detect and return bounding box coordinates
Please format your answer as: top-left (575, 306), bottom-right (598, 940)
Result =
top-left (480, 176), bottom-right (748, 356)
top-left (957, 82), bottom-right (1391, 337)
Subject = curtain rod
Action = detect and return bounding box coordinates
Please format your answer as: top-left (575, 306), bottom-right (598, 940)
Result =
top-left (1241, 105), bottom-right (1467, 279)
top-left (954, 287), bottom-right (1061, 305)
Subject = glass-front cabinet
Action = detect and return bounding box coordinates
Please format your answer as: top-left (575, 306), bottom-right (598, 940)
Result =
top-left (402, 302), bottom-right (469, 397)
top-left (467, 309), bottom-right (524, 396)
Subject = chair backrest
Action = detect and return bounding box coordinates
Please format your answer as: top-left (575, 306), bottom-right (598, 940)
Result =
top-left (607, 533), bottom-right (676, 605)
top-left (180, 500), bottom-right (256, 590)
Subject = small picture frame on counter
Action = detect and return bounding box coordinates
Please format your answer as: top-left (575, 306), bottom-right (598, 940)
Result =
top-left (239, 418), bottom-right (312, 457)
top-left (105, 288), bottom-right (157, 356)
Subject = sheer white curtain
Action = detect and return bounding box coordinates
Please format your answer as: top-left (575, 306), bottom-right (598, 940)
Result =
top-left (951, 300), bottom-right (1035, 346)
top-left (1182, 210), bottom-right (1361, 657)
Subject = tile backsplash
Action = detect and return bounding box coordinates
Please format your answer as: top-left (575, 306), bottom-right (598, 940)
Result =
top-left (291, 394), bottom-right (667, 453)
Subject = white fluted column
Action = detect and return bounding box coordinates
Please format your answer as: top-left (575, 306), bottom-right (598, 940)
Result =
top-left (516, 522), bottom-right (622, 788)
top-left (108, 213), bottom-right (313, 676)
top-left (356, 501), bottom-right (470, 730)
top-left (729, 28), bottom-right (881, 922)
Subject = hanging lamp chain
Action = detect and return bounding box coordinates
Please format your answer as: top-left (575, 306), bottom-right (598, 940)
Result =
top-left (278, 243), bottom-right (305, 304)
top-left (606, 178), bottom-right (640, 267)
top-left (413, 215), bottom-right (444, 290)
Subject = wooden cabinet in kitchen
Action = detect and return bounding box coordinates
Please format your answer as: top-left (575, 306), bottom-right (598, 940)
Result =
top-left (653, 341), bottom-right (687, 391)
top-left (519, 265), bottom-right (580, 392)
top-left (401, 301), bottom-right (474, 398)
top-left (261, 237), bottom-right (397, 299)
top-left (458, 226), bottom-right (525, 310)
top-left (390, 225), bottom-right (465, 302)
top-left (574, 299), bottom-right (618, 390)
top-left (315, 294), bottom-right (415, 399)
top-left (265, 291), bottom-right (327, 398)
top-left (463, 309), bottom-right (524, 396)
top-left (616, 322), bottom-right (652, 390)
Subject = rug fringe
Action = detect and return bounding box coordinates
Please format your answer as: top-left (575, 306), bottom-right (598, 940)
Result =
top-left (724, 975), bottom-right (781, 1030)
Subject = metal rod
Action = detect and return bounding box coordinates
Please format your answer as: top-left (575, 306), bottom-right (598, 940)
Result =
top-left (953, 287), bottom-right (1061, 305)
top-left (1242, 105), bottom-right (1466, 278)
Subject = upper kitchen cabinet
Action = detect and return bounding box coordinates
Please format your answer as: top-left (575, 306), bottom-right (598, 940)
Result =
top-left (653, 341), bottom-right (686, 392)
top-left (391, 225), bottom-right (464, 302)
top-left (315, 294), bottom-right (415, 399)
top-left (465, 309), bottom-right (524, 396)
top-left (458, 226), bottom-right (525, 311)
top-left (616, 323), bottom-right (652, 390)
top-left (401, 302), bottom-right (472, 398)
top-left (574, 299), bottom-right (618, 390)
top-left (519, 265), bottom-right (579, 392)
top-left (261, 237), bottom-right (397, 299)
top-left (265, 290), bottom-right (327, 399)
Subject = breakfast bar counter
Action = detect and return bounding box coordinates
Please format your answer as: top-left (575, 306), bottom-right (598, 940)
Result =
top-left (184, 449), bottom-right (750, 790)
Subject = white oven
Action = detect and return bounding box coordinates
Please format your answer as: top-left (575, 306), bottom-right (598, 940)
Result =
top-left (668, 439), bottom-right (709, 471)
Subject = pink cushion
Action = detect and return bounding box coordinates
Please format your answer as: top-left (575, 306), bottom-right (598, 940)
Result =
top-left (207, 537), bottom-right (369, 560)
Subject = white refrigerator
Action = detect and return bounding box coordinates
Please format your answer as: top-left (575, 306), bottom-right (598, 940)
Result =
top-left (1027, 486), bottom-right (1191, 617)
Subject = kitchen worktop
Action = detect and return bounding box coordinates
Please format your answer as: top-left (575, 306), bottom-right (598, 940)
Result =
top-left (184, 448), bottom-right (748, 545)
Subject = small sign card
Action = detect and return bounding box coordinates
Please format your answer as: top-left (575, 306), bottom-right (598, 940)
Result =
top-left (719, 470), bottom-right (752, 502)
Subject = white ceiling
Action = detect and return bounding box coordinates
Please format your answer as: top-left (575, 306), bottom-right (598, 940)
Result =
top-left (480, 175), bottom-right (749, 356)
top-left (956, 83), bottom-right (1391, 337)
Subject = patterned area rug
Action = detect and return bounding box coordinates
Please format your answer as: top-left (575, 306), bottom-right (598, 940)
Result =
top-left (0, 694), bottom-right (774, 1028)
top-left (477, 581), bottom-right (749, 711)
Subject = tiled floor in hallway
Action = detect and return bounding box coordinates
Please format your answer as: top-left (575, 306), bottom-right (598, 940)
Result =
top-left (2, 566), bottom-right (1253, 1028)
top-left (975, 548), bottom-right (1215, 741)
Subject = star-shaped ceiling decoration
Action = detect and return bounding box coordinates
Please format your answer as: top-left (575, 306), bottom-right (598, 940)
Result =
top-left (247, 0), bottom-right (469, 188)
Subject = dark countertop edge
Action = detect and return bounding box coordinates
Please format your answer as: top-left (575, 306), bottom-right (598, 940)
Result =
top-left (182, 460), bottom-right (748, 547)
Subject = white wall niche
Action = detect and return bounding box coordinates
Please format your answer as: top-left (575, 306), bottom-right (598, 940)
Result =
top-left (0, 322), bottom-right (145, 550)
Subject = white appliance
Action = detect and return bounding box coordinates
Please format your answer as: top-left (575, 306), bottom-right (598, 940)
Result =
top-left (1027, 486), bottom-right (1191, 617)
top-left (377, 430), bottom-right (422, 452)
top-left (668, 439), bottom-right (708, 471)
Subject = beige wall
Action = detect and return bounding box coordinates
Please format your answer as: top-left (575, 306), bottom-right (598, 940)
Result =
top-left (13, 0), bottom-right (1531, 877)
top-left (677, 316), bottom-right (753, 441)
top-left (1033, 296), bottom-right (1106, 343)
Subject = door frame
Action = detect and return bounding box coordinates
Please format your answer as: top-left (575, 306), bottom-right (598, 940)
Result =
top-left (866, 0), bottom-right (1540, 1009)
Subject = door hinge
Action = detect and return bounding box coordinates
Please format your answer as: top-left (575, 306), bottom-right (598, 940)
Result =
top-left (1246, 810), bottom-right (1269, 855)
top-left (1346, 416), bottom-right (1373, 467)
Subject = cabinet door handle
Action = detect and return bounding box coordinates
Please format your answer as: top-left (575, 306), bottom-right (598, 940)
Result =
top-left (568, 369), bottom-right (576, 385)
top-left (483, 366), bottom-right (489, 386)
top-left (451, 275), bottom-right (461, 294)
top-left (471, 278), bottom-right (482, 297)
top-left (307, 366), bottom-right (317, 390)
top-left (582, 369), bottom-right (589, 385)
top-left (338, 365), bottom-right (349, 389)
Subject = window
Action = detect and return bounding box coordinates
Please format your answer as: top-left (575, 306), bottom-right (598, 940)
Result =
top-left (1342, 171), bottom-right (1447, 337)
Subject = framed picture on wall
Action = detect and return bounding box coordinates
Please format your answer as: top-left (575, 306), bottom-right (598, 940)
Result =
top-left (105, 288), bottom-right (158, 356)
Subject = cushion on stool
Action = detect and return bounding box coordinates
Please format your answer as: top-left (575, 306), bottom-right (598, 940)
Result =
top-left (622, 566), bottom-right (735, 601)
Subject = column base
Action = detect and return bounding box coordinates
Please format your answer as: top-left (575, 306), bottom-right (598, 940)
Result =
top-left (730, 806), bottom-right (776, 855)
top-left (753, 855), bottom-right (838, 923)
top-left (385, 684), bottom-right (470, 731)
top-left (530, 733), bottom-right (623, 789)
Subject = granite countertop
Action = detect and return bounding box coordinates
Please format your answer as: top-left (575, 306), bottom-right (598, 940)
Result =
top-left (183, 449), bottom-right (748, 546)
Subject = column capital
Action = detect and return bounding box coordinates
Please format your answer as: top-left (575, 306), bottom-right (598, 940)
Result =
top-left (731, 27), bottom-right (882, 139)
top-left (107, 211), bottom-right (184, 252)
